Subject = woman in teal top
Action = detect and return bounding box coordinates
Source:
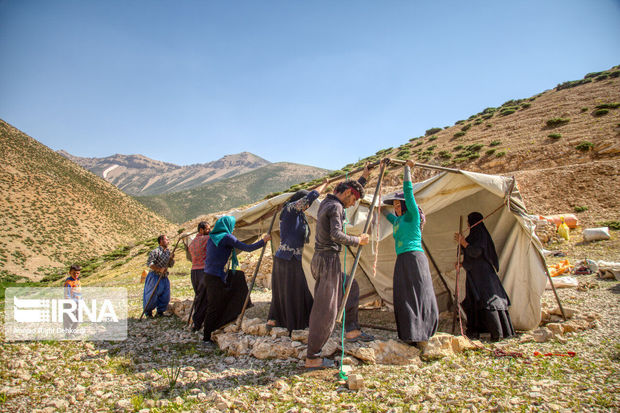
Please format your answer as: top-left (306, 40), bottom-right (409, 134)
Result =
top-left (383, 160), bottom-right (438, 346)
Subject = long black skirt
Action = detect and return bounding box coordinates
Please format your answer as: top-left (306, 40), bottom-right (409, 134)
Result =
top-left (268, 256), bottom-right (314, 332)
top-left (393, 251), bottom-right (439, 342)
top-left (463, 264), bottom-right (515, 340)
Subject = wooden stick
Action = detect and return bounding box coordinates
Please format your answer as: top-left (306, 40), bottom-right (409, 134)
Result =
top-left (387, 158), bottom-right (461, 174)
top-left (140, 237), bottom-right (182, 320)
top-left (336, 160), bottom-right (389, 323)
top-left (235, 206), bottom-right (280, 331)
top-left (452, 216), bottom-right (464, 334)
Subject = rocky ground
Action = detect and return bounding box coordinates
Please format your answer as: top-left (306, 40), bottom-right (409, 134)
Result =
top-left (1, 231), bottom-right (619, 412)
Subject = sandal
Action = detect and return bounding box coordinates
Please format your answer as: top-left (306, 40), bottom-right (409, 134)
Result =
top-left (305, 358), bottom-right (335, 371)
top-left (347, 331), bottom-right (375, 342)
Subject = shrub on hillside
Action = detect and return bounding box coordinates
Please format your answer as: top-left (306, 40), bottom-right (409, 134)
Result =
top-left (455, 120), bottom-right (466, 125)
top-left (499, 107), bottom-right (517, 116)
top-left (546, 118), bottom-right (570, 127)
top-left (489, 140), bottom-right (501, 146)
top-left (574, 206), bottom-right (588, 213)
top-left (428, 135), bottom-right (437, 141)
top-left (461, 124), bottom-right (472, 132)
top-left (520, 102), bottom-right (531, 109)
top-left (496, 151), bottom-right (506, 157)
top-left (595, 74), bottom-right (609, 81)
top-left (599, 221), bottom-right (620, 230)
top-left (425, 127), bottom-right (442, 136)
top-left (485, 149), bottom-right (496, 156)
top-left (593, 109), bottom-right (609, 117)
top-left (438, 150), bottom-right (452, 159)
top-left (584, 71), bottom-right (604, 79)
top-left (556, 78), bottom-right (591, 91)
top-left (453, 131), bottom-right (466, 138)
top-left (576, 141), bottom-right (594, 152)
top-left (453, 145), bottom-right (464, 151)
top-left (595, 102), bottom-right (620, 109)
top-left (581, 107), bottom-right (588, 112)
top-left (548, 133), bottom-right (562, 139)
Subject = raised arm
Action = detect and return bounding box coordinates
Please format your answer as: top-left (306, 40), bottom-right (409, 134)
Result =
top-left (224, 234), bottom-right (268, 252)
top-left (288, 190), bottom-right (320, 213)
top-left (403, 160), bottom-right (420, 224)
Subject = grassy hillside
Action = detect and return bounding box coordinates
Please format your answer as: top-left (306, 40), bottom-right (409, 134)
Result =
top-left (136, 162), bottom-right (328, 223)
top-left (0, 120), bottom-right (175, 281)
top-left (284, 65), bottom-right (620, 226)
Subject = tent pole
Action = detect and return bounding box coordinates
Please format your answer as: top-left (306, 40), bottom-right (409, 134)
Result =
top-left (539, 250), bottom-right (568, 321)
top-left (235, 206), bottom-right (280, 331)
top-left (388, 158), bottom-right (460, 174)
top-left (336, 159), bottom-right (389, 323)
top-left (452, 216), bottom-right (464, 334)
top-left (422, 239), bottom-right (454, 309)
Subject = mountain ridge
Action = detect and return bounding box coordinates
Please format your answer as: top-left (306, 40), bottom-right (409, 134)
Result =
top-left (58, 150), bottom-right (271, 196)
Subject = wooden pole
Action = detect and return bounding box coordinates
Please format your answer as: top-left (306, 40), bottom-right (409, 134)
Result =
top-left (235, 206), bottom-right (280, 331)
top-left (452, 216), bottom-right (464, 334)
top-left (336, 160), bottom-right (389, 323)
top-left (140, 237), bottom-right (182, 320)
top-left (387, 158), bottom-right (461, 174)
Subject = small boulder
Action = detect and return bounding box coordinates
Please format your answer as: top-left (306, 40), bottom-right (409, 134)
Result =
top-left (347, 374), bottom-right (365, 390)
top-left (291, 329), bottom-right (309, 343)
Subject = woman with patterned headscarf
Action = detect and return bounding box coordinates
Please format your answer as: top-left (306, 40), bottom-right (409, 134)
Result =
top-left (383, 160), bottom-right (438, 347)
top-left (454, 212), bottom-right (515, 341)
top-left (267, 180), bottom-right (328, 332)
top-left (200, 215), bottom-right (271, 347)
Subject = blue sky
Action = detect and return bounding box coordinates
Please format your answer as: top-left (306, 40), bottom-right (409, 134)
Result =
top-left (1, 1), bottom-right (619, 170)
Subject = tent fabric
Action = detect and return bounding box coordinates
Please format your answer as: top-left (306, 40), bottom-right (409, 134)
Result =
top-left (229, 170), bottom-right (547, 331)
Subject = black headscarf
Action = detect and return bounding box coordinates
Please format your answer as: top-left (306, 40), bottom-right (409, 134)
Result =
top-left (284, 189), bottom-right (311, 243)
top-left (465, 212), bottom-right (499, 271)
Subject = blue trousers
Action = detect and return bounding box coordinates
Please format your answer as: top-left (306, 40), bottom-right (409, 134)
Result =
top-left (143, 271), bottom-right (171, 315)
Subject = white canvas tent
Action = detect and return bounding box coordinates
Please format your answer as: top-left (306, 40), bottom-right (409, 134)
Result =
top-left (230, 169), bottom-right (548, 331)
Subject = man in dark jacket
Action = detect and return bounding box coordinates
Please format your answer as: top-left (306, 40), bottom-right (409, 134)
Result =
top-left (305, 167), bottom-right (374, 370)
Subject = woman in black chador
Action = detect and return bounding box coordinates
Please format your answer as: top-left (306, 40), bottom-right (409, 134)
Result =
top-left (454, 212), bottom-right (515, 341)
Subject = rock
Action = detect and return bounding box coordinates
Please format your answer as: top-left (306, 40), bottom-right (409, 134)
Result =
top-left (115, 399), bottom-right (132, 411)
top-left (550, 307), bottom-right (576, 318)
top-left (321, 338), bottom-right (340, 358)
top-left (532, 328), bottom-right (554, 343)
top-left (274, 380), bottom-right (290, 391)
top-left (271, 327), bottom-right (289, 338)
top-left (197, 392), bottom-right (207, 401)
top-left (347, 374), bottom-right (365, 390)
top-left (251, 339), bottom-right (276, 359)
top-left (451, 336), bottom-right (478, 353)
top-left (48, 400), bottom-right (69, 410)
top-left (241, 317), bottom-right (263, 334)
top-left (213, 394), bottom-right (231, 410)
top-left (371, 340), bottom-right (422, 365)
top-left (291, 329), bottom-right (309, 344)
top-left (345, 343), bottom-right (377, 364)
top-left (246, 323), bottom-right (269, 336)
top-left (224, 356), bottom-right (236, 364)
top-left (546, 323), bottom-right (564, 336)
top-left (422, 334), bottom-right (454, 360)
top-left (340, 356), bottom-right (360, 366)
top-left (173, 396), bottom-right (183, 405)
top-left (156, 399), bottom-right (169, 407)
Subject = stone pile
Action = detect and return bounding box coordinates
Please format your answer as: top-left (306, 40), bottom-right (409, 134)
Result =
top-left (238, 253), bottom-right (273, 289)
top-left (519, 305), bottom-right (601, 344)
top-left (207, 317), bottom-right (479, 366)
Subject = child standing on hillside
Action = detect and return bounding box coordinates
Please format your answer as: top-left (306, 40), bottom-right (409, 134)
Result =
top-left (63, 264), bottom-right (82, 338)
